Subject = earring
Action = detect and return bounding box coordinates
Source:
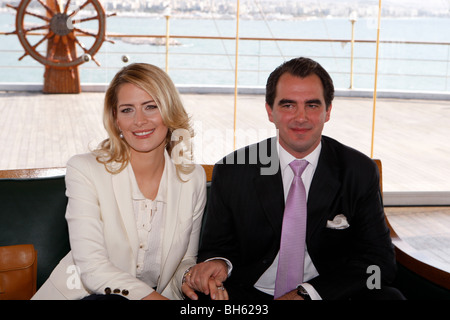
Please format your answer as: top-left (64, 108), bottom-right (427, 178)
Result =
top-left (119, 131), bottom-right (124, 139)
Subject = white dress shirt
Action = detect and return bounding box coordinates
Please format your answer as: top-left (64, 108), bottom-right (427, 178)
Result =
top-left (254, 140), bottom-right (322, 299)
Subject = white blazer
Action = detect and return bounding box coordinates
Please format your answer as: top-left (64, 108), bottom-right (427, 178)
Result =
top-left (32, 151), bottom-right (206, 300)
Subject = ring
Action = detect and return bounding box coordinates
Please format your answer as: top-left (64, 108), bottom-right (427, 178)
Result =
top-left (217, 286), bottom-right (225, 291)
top-left (186, 273), bottom-right (191, 277)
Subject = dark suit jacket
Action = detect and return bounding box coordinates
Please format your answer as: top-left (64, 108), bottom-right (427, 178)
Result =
top-left (198, 136), bottom-right (396, 300)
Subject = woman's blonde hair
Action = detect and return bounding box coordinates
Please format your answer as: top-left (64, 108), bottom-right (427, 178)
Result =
top-left (94, 63), bottom-right (195, 176)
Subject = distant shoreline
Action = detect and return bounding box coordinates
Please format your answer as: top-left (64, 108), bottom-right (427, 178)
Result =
top-left (0, 6), bottom-right (448, 20)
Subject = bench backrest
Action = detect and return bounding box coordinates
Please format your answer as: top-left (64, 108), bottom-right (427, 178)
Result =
top-left (0, 172), bottom-right (69, 289)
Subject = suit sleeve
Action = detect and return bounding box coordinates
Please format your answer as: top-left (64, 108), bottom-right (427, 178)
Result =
top-left (167, 165), bottom-right (207, 298)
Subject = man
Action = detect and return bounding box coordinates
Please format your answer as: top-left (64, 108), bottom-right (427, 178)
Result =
top-left (183, 57), bottom-right (403, 300)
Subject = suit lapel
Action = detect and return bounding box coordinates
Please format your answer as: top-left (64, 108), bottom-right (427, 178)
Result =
top-left (254, 138), bottom-right (285, 239)
top-left (254, 168), bottom-right (284, 237)
top-left (160, 155), bottom-right (181, 269)
top-left (306, 138), bottom-right (341, 241)
top-left (158, 151), bottom-right (183, 291)
top-left (112, 165), bottom-right (139, 260)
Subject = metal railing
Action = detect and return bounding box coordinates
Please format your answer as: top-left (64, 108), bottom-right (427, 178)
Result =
top-left (1, 31), bottom-right (450, 93)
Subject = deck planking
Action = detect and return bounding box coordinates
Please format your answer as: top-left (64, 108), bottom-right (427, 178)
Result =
top-left (1, 91), bottom-right (449, 193)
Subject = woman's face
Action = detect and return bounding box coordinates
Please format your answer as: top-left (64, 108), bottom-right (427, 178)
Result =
top-left (115, 83), bottom-right (168, 156)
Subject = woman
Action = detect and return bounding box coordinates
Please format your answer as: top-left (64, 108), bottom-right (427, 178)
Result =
top-left (32, 63), bottom-right (206, 300)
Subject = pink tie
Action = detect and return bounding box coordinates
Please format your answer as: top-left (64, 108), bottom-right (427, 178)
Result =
top-left (274, 159), bottom-right (308, 299)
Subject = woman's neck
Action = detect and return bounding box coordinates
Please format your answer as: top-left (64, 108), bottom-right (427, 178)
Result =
top-left (130, 145), bottom-right (166, 200)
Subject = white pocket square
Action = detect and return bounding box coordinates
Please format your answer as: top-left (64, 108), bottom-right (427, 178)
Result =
top-left (326, 214), bottom-right (350, 229)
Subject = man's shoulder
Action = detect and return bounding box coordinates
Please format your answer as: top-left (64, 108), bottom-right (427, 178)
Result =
top-left (321, 135), bottom-right (377, 172)
top-left (322, 136), bottom-right (372, 161)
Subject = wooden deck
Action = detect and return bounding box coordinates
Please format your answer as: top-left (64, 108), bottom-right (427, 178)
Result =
top-left (1, 91), bottom-right (449, 192)
top-left (1, 90), bottom-right (450, 274)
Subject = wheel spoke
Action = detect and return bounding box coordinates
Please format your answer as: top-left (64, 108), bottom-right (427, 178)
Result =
top-left (24, 10), bottom-right (51, 22)
top-left (73, 37), bottom-right (87, 52)
top-left (104, 37), bottom-right (115, 44)
top-left (72, 35), bottom-right (101, 66)
top-left (76, 15), bottom-right (100, 24)
top-left (54, 0), bottom-right (62, 14)
top-left (68, 0), bottom-right (90, 18)
top-left (5, 4), bottom-right (18, 11)
top-left (32, 31), bottom-right (54, 50)
top-left (63, 0), bottom-right (72, 14)
top-left (48, 41), bottom-right (58, 61)
top-left (36, 0), bottom-right (56, 16)
top-left (61, 36), bottom-right (74, 61)
top-left (18, 52), bottom-right (29, 61)
top-left (90, 55), bottom-right (100, 66)
top-left (73, 27), bottom-right (97, 38)
top-left (23, 24), bottom-right (50, 33)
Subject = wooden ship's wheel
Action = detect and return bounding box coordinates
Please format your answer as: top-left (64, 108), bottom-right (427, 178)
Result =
top-left (7, 0), bottom-right (115, 93)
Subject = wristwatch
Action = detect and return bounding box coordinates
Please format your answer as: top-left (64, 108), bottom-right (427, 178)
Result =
top-left (296, 285), bottom-right (311, 300)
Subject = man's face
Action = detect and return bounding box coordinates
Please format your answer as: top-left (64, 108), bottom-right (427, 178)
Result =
top-left (266, 73), bottom-right (332, 159)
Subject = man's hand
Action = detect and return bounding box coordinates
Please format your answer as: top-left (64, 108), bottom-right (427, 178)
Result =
top-left (181, 260), bottom-right (229, 300)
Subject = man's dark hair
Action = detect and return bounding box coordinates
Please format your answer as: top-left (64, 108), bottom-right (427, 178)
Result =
top-left (265, 57), bottom-right (335, 110)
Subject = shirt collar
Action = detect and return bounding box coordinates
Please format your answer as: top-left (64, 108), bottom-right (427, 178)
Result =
top-left (277, 138), bottom-right (322, 174)
top-left (128, 158), bottom-right (168, 203)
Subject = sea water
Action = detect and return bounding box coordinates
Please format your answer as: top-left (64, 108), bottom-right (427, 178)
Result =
top-left (0, 11), bottom-right (449, 92)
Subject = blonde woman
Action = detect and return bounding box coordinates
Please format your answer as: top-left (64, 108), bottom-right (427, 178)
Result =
top-left (33, 63), bottom-right (206, 300)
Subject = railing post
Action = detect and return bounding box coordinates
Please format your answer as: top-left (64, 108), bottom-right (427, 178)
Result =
top-left (233, 0), bottom-right (240, 150)
top-left (349, 12), bottom-right (357, 89)
top-left (164, 7), bottom-right (171, 73)
top-left (371, 0), bottom-right (382, 158)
